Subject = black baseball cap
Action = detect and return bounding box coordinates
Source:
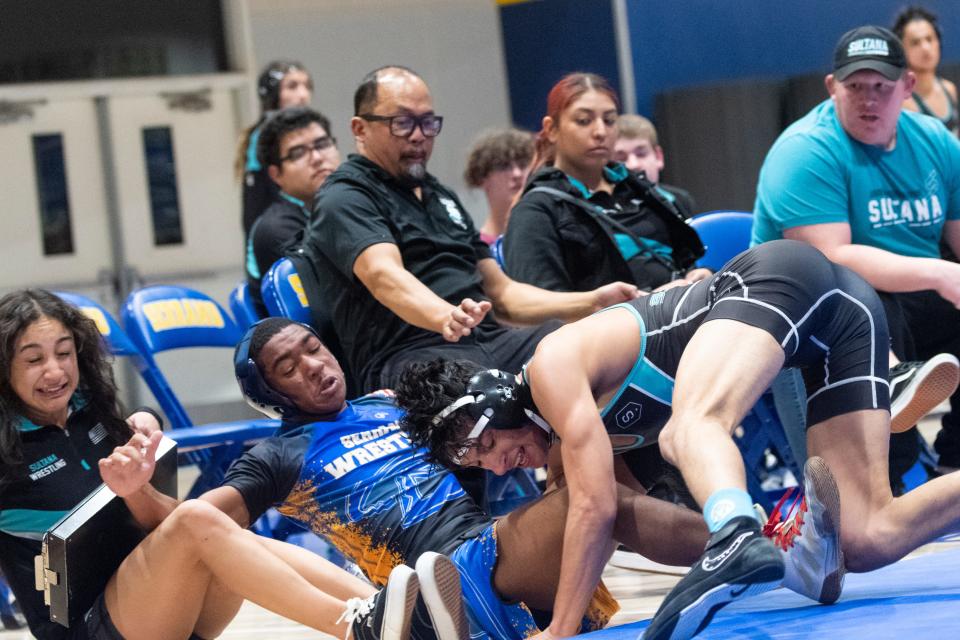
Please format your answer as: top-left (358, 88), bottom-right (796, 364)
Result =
top-left (833, 26), bottom-right (907, 81)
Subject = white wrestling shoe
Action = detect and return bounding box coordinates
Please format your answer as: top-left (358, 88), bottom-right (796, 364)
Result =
top-left (415, 552), bottom-right (469, 640)
top-left (763, 456), bottom-right (844, 604)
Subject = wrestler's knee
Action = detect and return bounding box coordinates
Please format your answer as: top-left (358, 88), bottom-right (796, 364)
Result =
top-left (163, 499), bottom-right (232, 543)
top-left (614, 481), bottom-right (643, 503)
top-left (657, 421), bottom-right (683, 465)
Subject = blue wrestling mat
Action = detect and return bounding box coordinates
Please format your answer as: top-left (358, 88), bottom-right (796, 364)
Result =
top-left (586, 542), bottom-right (960, 639)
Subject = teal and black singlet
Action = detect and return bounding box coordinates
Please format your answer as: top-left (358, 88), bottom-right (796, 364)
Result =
top-left (913, 78), bottom-right (959, 134)
top-left (591, 239), bottom-right (891, 448)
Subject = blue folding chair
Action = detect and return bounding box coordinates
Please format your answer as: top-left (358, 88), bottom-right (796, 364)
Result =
top-left (122, 285), bottom-right (244, 365)
top-left (55, 290), bottom-right (193, 430)
top-left (0, 572), bottom-right (23, 629)
top-left (57, 291), bottom-right (276, 460)
top-left (262, 254), bottom-right (366, 403)
top-left (121, 286), bottom-right (242, 431)
top-left (121, 285), bottom-right (281, 495)
top-left (261, 257), bottom-right (313, 324)
top-left (689, 210), bottom-right (754, 271)
top-left (229, 281), bottom-right (261, 331)
top-left (55, 291), bottom-right (144, 358)
top-left (54, 292), bottom-right (297, 552)
top-left (491, 235), bottom-right (506, 269)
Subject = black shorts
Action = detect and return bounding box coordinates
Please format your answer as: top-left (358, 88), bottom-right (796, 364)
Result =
top-left (81, 592), bottom-right (125, 640)
top-left (635, 239), bottom-right (890, 426)
top-left (375, 320), bottom-right (563, 389)
top-left (83, 591), bottom-right (207, 640)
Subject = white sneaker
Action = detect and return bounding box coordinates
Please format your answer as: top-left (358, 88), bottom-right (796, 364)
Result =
top-left (889, 354), bottom-right (960, 433)
top-left (763, 456), bottom-right (844, 604)
top-left (340, 564), bottom-right (419, 640)
top-left (414, 552), bottom-right (468, 640)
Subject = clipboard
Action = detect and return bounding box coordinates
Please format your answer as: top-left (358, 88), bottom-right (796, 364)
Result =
top-left (34, 435), bottom-right (178, 627)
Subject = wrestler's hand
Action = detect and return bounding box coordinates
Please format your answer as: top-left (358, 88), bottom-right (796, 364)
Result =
top-left (99, 430), bottom-right (163, 498)
top-left (593, 281), bottom-right (641, 311)
top-left (652, 279), bottom-right (684, 293)
top-left (442, 298), bottom-right (491, 342)
top-left (934, 260), bottom-right (960, 309)
top-left (684, 267), bottom-right (712, 283)
top-left (126, 410), bottom-right (162, 437)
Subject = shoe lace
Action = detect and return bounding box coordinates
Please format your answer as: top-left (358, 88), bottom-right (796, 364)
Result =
top-left (762, 486), bottom-right (808, 551)
top-left (337, 594), bottom-right (376, 640)
top-left (889, 360), bottom-right (922, 391)
top-left (890, 360), bottom-right (922, 375)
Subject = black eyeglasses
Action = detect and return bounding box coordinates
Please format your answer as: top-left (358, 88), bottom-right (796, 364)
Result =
top-left (280, 136), bottom-right (337, 163)
top-left (359, 113), bottom-right (444, 138)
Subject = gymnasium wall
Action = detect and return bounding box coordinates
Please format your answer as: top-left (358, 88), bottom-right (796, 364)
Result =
top-left (499, 0), bottom-right (960, 211)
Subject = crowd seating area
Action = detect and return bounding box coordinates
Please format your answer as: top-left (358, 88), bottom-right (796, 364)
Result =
top-left (6, 7), bottom-right (960, 638)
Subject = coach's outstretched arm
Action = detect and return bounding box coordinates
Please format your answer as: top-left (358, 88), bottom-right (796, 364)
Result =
top-left (478, 258), bottom-right (639, 325)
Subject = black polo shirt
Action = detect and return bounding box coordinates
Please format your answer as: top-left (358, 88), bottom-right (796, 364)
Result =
top-left (306, 154), bottom-right (493, 387)
top-left (0, 398), bottom-right (124, 640)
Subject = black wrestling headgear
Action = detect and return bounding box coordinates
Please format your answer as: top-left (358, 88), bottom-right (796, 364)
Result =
top-left (431, 368), bottom-right (550, 463)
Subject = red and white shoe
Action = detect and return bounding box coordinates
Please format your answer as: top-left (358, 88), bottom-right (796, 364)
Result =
top-left (763, 456), bottom-right (845, 604)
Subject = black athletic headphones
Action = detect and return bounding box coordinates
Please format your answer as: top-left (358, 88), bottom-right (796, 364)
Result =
top-left (256, 61), bottom-right (306, 112)
top-left (431, 368), bottom-right (550, 463)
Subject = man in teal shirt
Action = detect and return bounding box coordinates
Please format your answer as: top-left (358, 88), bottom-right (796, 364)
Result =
top-left (753, 25), bottom-right (960, 475)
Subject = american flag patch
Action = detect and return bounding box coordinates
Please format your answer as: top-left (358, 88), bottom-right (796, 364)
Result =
top-left (89, 423), bottom-right (108, 444)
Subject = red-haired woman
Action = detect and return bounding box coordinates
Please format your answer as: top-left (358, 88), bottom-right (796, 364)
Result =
top-left (503, 72), bottom-right (708, 294)
top-left (503, 72), bottom-right (707, 547)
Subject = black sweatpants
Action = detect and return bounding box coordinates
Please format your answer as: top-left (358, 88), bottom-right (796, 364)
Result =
top-left (879, 290), bottom-right (960, 475)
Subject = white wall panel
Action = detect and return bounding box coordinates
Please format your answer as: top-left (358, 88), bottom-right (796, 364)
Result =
top-left (246, 0), bottom-right (512, 222)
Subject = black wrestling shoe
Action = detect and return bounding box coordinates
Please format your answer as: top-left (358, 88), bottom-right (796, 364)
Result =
top-left (342, 564), bottom-right (419, 640)
top-left (641, 516), bottom-right (784, 640)
top-left (889, 354), bottom-right (959, 433)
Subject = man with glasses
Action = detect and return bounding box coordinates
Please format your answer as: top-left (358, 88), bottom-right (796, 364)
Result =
top-left (246, 106), bottom-right (341, 316)
top-left (302, 65), bottom-right (638, 395)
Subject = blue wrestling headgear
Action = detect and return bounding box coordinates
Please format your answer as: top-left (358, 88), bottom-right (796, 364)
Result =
top-left (234, 319), bottom-right (316, 420)
top-left (432, 369), bottom-right (551, 463)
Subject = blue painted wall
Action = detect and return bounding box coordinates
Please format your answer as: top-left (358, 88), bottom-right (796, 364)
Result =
top-left (626, 0), bottom-right (960, 116)
top-left (499, 0), bottom-right (620, 132)
top-left (499, 1), bottom-right (960, 125)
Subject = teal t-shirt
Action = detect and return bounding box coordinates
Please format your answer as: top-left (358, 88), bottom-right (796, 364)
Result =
top-left (752, 99), bottom-right (960, 258)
